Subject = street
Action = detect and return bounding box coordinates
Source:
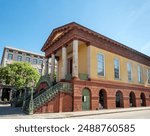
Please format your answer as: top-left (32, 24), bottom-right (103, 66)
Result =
top-left (69, 109), bottom-right (150, 119)
top-left (0, 104), bottom-right (150, 119)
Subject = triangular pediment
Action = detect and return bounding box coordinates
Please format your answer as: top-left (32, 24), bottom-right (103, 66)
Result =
top-left (42, 22), bottom-right (77, 50)
top-left (51, 31), bottom-right (63, 42)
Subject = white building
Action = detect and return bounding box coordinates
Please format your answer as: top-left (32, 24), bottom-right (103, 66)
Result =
top-left (1, 46), bottom-right (46, 75)
top-left (0, 46), bottom-right (52, 102)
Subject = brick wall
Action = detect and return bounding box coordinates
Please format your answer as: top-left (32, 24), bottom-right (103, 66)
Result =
top-left (73, 80), bottom-right (150, 111)
top-left (34, 91), bottom-right (73, 114)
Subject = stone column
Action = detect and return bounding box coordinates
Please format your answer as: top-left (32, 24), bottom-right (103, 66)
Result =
top-left (45, 58), bottom-right (49, 75)
top-left (56, 59), bottom-right (59, 82)
top-left (62, 46), bottom-right (67, 79)
top-left (73, 40), bottom-right (79, 78)
top-left (50, 54), bottom-right (55, 82)
top-left (87, 45), bottom-right (91, 79)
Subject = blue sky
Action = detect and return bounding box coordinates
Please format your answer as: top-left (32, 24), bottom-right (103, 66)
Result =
top-left (0, 0), bottom-right (150, 61)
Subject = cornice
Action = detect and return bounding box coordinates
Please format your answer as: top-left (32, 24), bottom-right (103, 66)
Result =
top-left (42, 22), bottom-right (150, 66)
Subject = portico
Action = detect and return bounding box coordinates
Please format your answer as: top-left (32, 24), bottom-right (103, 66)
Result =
top-left (45, 39), bottom-right (90, 82)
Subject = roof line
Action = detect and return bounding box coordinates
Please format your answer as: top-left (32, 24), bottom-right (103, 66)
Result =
top-left (5, 46), bottom-right (45, 57)
top-left (72, 22), bottom-right (150, 59)
top-left (42, 22), bottom-right (150, 60)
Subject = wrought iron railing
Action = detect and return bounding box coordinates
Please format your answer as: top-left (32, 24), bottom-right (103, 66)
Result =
top-left (36, 74), bottom-right (53, 88)
top-left (23, 82), bottom-right (72, 114)
top-left (65, 73), bottom-right (89, 81)
top-left (79, 73), bottom-right (88, 80)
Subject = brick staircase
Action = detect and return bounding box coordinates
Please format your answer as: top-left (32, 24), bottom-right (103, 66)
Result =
top-left (23, 81), bottom-right (72, 114)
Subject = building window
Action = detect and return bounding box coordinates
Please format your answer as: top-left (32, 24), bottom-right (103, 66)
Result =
top-left (114, 58), bottom-right (120, 79)
top-left (138, 66), bottom-right (142, 83)
top-left (147, 69), bottom-right (150, 84)
top-left (33, 59), bottom-right (37, 64)
top-left (39, 60), bottom-right (43, 65)
top-left (7, 53), bottom-right (13, 60)
top-left (97, 53), bottom-right (105, 76)
top-left (26, 57), bottom-right (30, 62)
top-left (17, 55), bottom-right (22, 61)
top-left (127, 63), bottom-right (132, 81)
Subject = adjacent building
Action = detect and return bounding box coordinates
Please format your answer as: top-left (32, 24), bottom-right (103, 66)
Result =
top-left (0, 46), bottom-right (49, 102)
top-left (33, 22), bottom-right (150, 113)
top-left (1, 46), bottom-right (46, 75)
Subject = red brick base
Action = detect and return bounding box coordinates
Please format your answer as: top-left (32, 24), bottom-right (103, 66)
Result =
top-left (73, 79), bottom-right (150, 111)
top-left (34, 91), bottom-right (73, 114)
top-left (34, 79), bottom-right (150, 113)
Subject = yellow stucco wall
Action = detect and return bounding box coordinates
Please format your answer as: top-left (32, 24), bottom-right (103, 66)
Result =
top-left (78, 44), bottom-right (88, 74)
top-left (90, 46), bottom-right (150, 86)
top-left (57, 42), bottom-right (149, 86)
top-left (58, 43), bottom-right (88, 80)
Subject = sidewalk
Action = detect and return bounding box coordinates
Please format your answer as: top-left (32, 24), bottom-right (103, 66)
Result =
top-left (33, 107), bottom-right (150, 119)
top-left (0, 105), bottom-right (150, 119)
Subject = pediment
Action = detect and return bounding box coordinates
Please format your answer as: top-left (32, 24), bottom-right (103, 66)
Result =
top-left (51, 31), bottom-right (63, 42)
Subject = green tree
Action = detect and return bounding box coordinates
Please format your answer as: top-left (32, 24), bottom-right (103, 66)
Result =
top-left (0, 62), bottom-right (40, 89)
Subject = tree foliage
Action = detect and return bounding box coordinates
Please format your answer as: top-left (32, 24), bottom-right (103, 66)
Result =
top-left (0, 62), bottom-right (40, 89)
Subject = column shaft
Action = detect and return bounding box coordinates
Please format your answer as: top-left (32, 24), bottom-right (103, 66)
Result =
top-left (62, 47), bottom-right (67, 79)
top-left (51, 54), bottom-right (55, 81)
top-left (45, 58), bottom-right (49, 75)
top-left (73, 40), bottom-right (78, 78)
top-left (56, 60), bottom-right (59, 82)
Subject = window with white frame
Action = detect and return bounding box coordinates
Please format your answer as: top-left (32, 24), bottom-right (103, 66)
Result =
top-left (114, 58), bottom-right (120, 79)
top-left (138, 65), bottom-right (142, 83)
top-left (26, 57), bottom-right (30, 62)
top-left (127, 63), bottom-right (132, 81)
top-left (147, 69), bottom-right (150, 84)
top-left (17, 55), bottom-right (22, 61)
top-left (7, 53), bottom-right (13, 60)
top-left (33, 58), bottom-right (37, 64)
top-left (97, 53), bottom-right (105, 76)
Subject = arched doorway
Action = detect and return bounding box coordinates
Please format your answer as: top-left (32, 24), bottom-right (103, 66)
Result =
top-left (140, 93), bottom-right (146, 106)
top-left (99, 89), bottom-right (107, 109)
top-left (129, 92), bottom-right (136, 107)
top-left (116, 91), bottom-right (123, 108)
top-left (82, 88), bottom-right (91, 111)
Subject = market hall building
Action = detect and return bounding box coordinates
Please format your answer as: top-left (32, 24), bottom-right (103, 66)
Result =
top-left (33, 22), bottom-right (150, 113)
